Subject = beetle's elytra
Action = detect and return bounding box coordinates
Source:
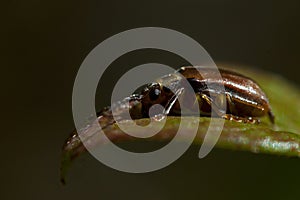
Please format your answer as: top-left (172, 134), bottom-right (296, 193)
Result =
top-left (96, 66), bottom-right (275, 127)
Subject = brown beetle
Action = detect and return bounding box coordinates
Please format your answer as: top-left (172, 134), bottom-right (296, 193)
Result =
top-left (94, 66), bottom-right (275, 127)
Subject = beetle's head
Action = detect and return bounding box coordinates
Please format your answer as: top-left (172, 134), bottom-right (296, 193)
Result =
top-left (140, 82), bottom-right (174, 116)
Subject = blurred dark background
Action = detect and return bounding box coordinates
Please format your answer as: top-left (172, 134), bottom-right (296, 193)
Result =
top-left (2, 0), bottom-right (300, 199)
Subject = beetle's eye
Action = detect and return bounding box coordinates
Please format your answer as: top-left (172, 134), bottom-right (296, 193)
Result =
top-left (149, 88), bottom-right (161, 101)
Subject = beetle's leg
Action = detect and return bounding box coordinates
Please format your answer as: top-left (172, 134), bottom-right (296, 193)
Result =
top-left (199, 93), bottom-right (226, 116)
top-left (164, 88), bottom-right (184, 115)
top-left (200, 93), bottom-right (260, 124)
top-left (152, 88), bottom-right (184, 121)
top-left (225, 93), bottom-right (238, 114)
top-left (222, 114), bottom-right (260, 124)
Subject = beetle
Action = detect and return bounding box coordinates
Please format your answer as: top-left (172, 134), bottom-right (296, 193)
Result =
top-left (96, 66), bottom-right (275, 127)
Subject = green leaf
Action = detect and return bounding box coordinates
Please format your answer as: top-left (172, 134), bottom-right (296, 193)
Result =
top-left (61, 67), bottom-right (300, 183)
